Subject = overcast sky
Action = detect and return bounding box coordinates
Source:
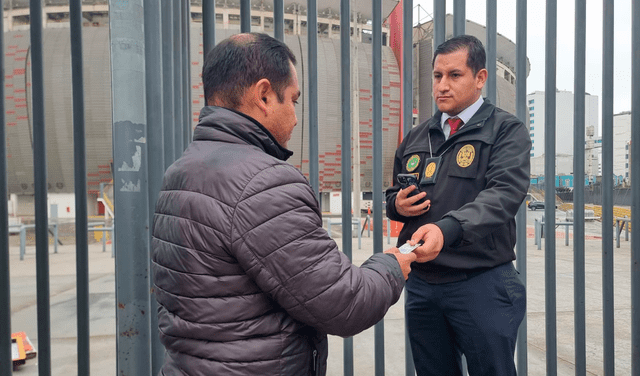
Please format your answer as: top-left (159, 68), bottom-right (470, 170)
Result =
top-left (413, 0), bottom-right (633, 117)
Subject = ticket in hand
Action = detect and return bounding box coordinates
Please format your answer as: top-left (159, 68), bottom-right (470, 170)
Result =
top-left (399, 240), bottom-right (424, 254)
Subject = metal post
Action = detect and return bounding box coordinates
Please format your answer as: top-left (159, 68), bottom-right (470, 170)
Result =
top-left (514, 4), bottom-right (528, 373)
top-left (274, 0), bottom-right (284, 41)
top-left (203, 0), bottom-right (216, 57)
top-left (485, 0), bottom-right (496, 104)
top-left (173, 0), bottom-right (184, 160)
top-left (544, 1), bottom-right (558, 374)
top-left (20, 226), bottom-right (26, 261)
top-left (631, 1), bottom-right (640, 372)
top-left (162, 0), bottom-right (175, 169)
top-left (403, 0), bottom-right (413, 138)
top-left (241, 0), bottom-right (251, 32)
top-left (434, 0), bottom-right (445, 48)
top-left (573, 0), bottom-right (586, 374)
top-left (30, 0), bottom-right (51, 373)
top-left (109, 0), bottom-right (152, 374)
top-left (602, 1), bottom-right (615, 374)
top-left (70, 1), bottom-right (90, 370)
top-left (0, 0), bottom-right (10, 370)
top-left (403, 1), bottom-right (415, 375)
top-left (453, 0), bottom-right (466, 37)
top-left (144, 0), bottom-right (165, 372)
top-left (340, 1), bottom-right (353, 374)
top-left (183, 0), bottom-right (191, 150)
top-left (372, 0), bottom-right (385, 371)
top-left (308, 0), bottom-right (319, 195)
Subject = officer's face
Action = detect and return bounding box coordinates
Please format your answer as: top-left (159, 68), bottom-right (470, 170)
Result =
top-left (432, 49), bottom-right (487, 116)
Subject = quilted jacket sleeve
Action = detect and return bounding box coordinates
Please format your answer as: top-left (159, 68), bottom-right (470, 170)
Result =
top-left (228, 163), bottom-right (405, 338)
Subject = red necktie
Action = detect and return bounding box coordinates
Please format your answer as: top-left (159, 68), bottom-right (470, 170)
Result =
top-left (448, 117), bottom-right (463, 136)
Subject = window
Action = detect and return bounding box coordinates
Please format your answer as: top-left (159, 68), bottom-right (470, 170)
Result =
top-left (626, 163), bottom-right (629, 168)
top-left (626, 155), bottom-right (629, 159)
top-left (626, 172), bottom-right (629, 177)
top-left (529, 99), bottom-right (534, 104)
top-left (530, 133), bottom-right (534, 138)
top-left (531, 126), bottom-right (534, 130)
top-left (530, 120), bottom-right (534, 124)
top-left (626, 144), bottom-right (629, 150)
top-left (530, 113), bottom-right (534, 117)
top-left (531, 146), bottom-right (534, 151)
top-left (531, 140), bottom-right (534, 143)
top-left (529, 106), bottom-right (534, 111)
top-left (531, 153), bottom-right (535, 157)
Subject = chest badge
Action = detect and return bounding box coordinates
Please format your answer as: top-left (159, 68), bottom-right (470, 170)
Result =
top-left (456, 144), bottom-right (475, 168)
top-left (406, 154), bottom-right (420, 172)
top-left (424, 161), bottom-right (437, 178)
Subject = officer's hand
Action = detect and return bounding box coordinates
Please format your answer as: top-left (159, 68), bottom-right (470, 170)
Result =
top-left (395, 186), bottom-right (431, 217)
top-left (410, 224), bottom-right (443, 263)
top-left (384, 247), bottom-right (417, 280)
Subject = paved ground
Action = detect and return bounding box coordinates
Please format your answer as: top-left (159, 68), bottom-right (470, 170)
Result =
top-left (7, 209), bottom-right (634, 375)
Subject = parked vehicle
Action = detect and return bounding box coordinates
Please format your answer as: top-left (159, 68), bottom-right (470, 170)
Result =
top-left (527, 200), bottom-right (557, 210)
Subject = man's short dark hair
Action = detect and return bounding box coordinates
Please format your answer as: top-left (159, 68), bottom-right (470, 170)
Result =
top-left (432, 35), bottom-right (486, 76)
top-left (202, 33), bottom-right (297, 109)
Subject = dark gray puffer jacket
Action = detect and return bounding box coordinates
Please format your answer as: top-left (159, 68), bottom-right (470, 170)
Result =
top-left (152, 106), bottom-right (405, 376)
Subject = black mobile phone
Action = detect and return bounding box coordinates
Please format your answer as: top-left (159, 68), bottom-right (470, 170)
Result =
top-left (396, 173), bottom-right (426, 205)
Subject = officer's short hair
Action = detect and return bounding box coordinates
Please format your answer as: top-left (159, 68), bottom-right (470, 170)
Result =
top-left (202, 33), bottom-right (297, 109)
top-left (432, 35), bottom-right (486, 76)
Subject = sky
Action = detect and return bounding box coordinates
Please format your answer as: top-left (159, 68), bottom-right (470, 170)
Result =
top-left (412, 0), bottom-right (634, 116)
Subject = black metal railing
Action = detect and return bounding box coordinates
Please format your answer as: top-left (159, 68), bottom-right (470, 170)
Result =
top-left (0, 1), bottom-right (638, 375)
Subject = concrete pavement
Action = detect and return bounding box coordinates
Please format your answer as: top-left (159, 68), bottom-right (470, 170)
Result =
top-left (7, 216), bottom-right (634, 375)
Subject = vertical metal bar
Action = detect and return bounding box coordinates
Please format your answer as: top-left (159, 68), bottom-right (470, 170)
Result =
top-left (544, 1), bottom-right (557, 375)
top-left (514, 1), bottom-right (528, 374)
top-left (274, 0), bottom-right (284, 41)
top-left (308, 0), bottom-right (319, 195)
top-left (453, 0), bottom-right (466, 37)
top-left (162, 0), bottom-right (175, 168)
top-left (434, 0), bottom-right (445, 48)
top-left (573, 0), bottom-right (586, 374)
top-left (485, 0), bottom-right (496, 104)
top-left (203, 0), bottom-right (216, 57)
top-left (70, 0), bottom-right (89, 374)
top-left (144, 0), bottom-right (165, 373)
top-left (403, 1), bottom-right (415, 375)
top-left (183, 0), bottom-right (191, 150)
top-left (30, 0), bottom-right (51, 373)
top-left (241, 0), bottom-right (251, 33)
top-left (173, 0), bottom-right (184, 160)
top-left (0, 0), bottom-right (11, 372)
top-left (340, 1), bottom-right (353, 375)
top-left (372, 1), bottom-right (385, 372)
top-left (402, 0), bottom-right (412, 138)
top-left (632, 1), bottom-right (640, 372)
top-left (602, 1), bottom-right (615, 374)
top-left (109, 0), bottom-right (152, 374)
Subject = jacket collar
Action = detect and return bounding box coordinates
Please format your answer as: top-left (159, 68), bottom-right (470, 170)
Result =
top-left (193, 106), bottom-right (294, 161)
top-left (427, 98), bottom-right (495, 134)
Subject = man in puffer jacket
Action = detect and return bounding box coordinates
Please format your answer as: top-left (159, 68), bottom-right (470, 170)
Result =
top-left (151, 32), bottom-right (419, 376)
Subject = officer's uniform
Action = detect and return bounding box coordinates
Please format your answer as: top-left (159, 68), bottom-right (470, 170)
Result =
top-left (385, 98), bottom-right (531, 376)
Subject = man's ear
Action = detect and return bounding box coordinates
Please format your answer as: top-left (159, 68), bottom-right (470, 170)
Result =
top-left (254, 78), bottom-right (272, 115)
top-left (476, 68), bottom-right (488, 89)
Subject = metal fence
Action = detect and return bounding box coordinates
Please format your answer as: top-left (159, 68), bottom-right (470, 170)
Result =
top-left (0, 0), bottom-right (639, 375)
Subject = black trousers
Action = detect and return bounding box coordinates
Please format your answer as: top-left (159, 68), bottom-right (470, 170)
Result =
top-left (405, 262), bottom-right (526, 376)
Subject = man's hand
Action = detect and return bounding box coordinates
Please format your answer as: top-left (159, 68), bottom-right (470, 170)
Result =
top-left (409, 224), bottom-right (444, 263)
top-left (395, 186), bottom-right (431, 217)
top-left (384, 247), bottom-right (417, 280)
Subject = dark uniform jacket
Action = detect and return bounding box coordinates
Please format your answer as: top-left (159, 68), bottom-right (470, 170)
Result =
top-left (152, 106), bottom-right (406, 376)
top-left (386, 99), bottom-right (531, 283)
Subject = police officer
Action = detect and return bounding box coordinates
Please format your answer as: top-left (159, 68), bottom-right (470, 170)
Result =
top-left (385, 35), bottom-right (531, 376)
